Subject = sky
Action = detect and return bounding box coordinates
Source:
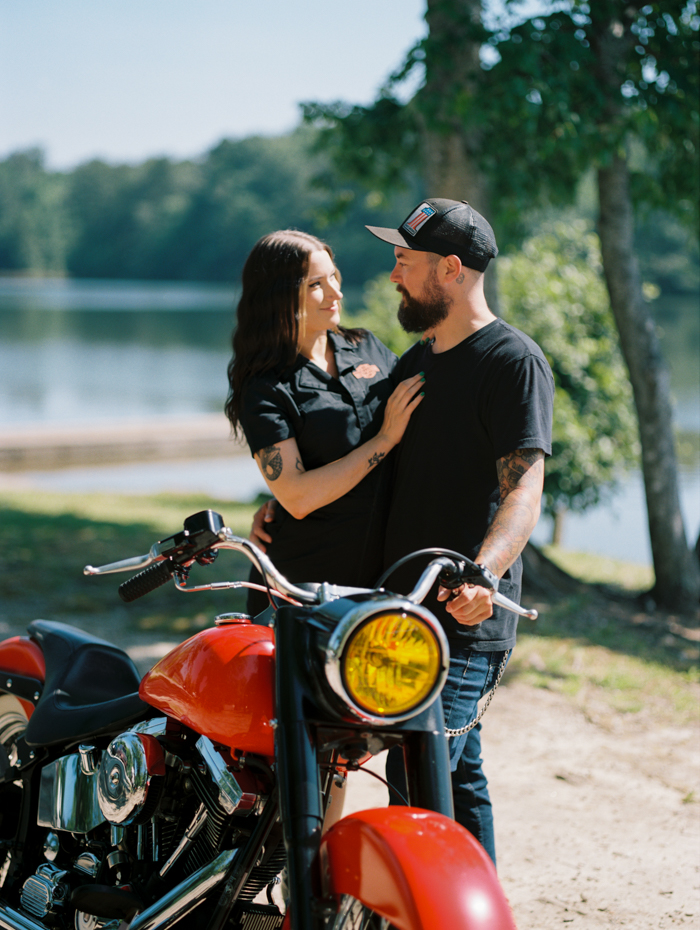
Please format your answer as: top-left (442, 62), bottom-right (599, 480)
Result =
top-left (0, 0), bottom-right (427, 170)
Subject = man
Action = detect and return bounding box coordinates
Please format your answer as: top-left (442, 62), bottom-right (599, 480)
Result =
top-left (365, 199), bottom-right (554, 865)
top-left (253, 198), bottom-right (554, 865)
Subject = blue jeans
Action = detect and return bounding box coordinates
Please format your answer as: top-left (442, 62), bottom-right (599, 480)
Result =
top-left (386, 647), bottom-right (509, 866)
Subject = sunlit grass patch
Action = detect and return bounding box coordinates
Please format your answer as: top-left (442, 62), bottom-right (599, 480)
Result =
top-left (507, 632), bottom-right (700, 727)
top-left (542, 545), bottom-right (654, 592)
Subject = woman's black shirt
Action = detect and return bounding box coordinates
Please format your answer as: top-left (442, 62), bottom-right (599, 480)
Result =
top-left (239, 330), bottom-right (397, 613)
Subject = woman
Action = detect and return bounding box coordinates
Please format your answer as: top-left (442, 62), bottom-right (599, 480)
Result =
top-left (225, 229), bottom-right (424, 615)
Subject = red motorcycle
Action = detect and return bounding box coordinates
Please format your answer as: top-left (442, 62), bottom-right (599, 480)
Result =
top-left (0, 510), bottom-right (533, 930)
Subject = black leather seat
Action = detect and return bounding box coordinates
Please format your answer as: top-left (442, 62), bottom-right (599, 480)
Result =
top-left (24, 620), bottom-right (150, 748)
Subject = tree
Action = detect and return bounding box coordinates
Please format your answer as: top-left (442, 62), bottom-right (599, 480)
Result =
top-left (304, 1), bottom-right (700, 611)
top-left (486, 1), bottom-right (699, 609)
top-left (303, 0), bottom-right (503, 306)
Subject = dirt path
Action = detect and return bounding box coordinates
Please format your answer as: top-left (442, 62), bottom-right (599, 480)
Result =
top-left (340, 680), bottom-right (700, 929)
top-left (482, 682), bottom-right (699, 928)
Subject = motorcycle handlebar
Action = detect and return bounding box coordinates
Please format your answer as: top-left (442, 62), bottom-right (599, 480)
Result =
top-left (84, 511), bottom-right (538, 618)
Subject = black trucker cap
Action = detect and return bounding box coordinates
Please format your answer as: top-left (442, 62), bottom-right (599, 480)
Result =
top-left (366, 198), bottom-right (498, 272)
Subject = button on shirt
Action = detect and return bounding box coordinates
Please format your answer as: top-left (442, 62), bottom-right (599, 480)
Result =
top-left (239, 330), bottom-right (397, 595)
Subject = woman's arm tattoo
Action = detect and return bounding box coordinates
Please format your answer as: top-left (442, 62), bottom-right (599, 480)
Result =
top-left (295, 457), bottom-right (304, 473)
top-left (367, 450), bottom-right (386, 469)
top-left (259, 445), bottom-right (283, 481)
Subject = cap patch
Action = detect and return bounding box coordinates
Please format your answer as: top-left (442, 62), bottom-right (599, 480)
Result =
top-left (402, 203), bottom-right (437, 237)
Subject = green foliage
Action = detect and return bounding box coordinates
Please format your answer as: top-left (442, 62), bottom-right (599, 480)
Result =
top-left (346, 275), bottom-right (416, 356)
top-left (487, 1), bottom-right (700, 229)
top-left (499, 220), bottom-right (639, 516)
top-left (0, 149), bottom-right (72, 273)
top-left (0, 131), bottom-right (422, 287)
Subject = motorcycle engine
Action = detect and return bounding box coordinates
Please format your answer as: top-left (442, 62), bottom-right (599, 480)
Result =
top-left (15, 721), bottom-right (283, 929)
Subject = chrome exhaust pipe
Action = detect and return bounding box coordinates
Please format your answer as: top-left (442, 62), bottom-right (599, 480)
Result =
top-left (128, 848), bottom-right (237, 930)
top-left (0, 904), bottom-right (48, 930)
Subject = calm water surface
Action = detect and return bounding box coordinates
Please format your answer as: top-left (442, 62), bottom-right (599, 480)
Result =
top-left (1, 278), bottom-right (698, 563)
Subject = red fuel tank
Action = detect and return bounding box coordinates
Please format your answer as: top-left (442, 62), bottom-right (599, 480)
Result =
top-left (139, 622), bottom-right (275, 758)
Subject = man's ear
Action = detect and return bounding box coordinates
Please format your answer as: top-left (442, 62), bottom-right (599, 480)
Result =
top-left (441, 254), bottom-right (464, 284)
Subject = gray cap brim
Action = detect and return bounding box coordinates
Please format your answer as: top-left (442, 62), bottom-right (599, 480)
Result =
top-left (365, 225), bottom-right (419, 250)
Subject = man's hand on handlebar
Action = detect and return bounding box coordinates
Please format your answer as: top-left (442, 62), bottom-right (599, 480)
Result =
top-left (250, 498), bottom-right (277, 552)
top-left (437, 582), bottom-right (494, 626)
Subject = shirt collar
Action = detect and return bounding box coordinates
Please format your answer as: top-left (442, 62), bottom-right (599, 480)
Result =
top-left (328, 330), bottom-right (364, 375)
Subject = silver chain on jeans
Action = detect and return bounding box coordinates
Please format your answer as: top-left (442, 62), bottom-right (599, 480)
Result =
top-left (443, 649), bottom-right (511, 738)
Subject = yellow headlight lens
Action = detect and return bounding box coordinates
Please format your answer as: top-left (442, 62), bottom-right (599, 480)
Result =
top-left (342, 612), bottom-right (441, 716)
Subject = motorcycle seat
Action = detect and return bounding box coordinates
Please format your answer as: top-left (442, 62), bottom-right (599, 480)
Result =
top-left (23, 619), bottom-right (149, 748)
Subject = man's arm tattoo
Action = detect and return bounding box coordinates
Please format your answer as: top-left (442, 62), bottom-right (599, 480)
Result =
top-left (367, 450), bottom-right (386, 469)
top-left (496, 448), bottom-right (545, 501)
top-left (477, 449), bottom-right (545, 577)
top-left (259, 445), bottom-right (283, 482)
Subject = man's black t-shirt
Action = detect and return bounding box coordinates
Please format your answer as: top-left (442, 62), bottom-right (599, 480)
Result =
top-left (239, 330), bottom-right (397, 611)
top-left (384, 318), bottom-right (554, 649)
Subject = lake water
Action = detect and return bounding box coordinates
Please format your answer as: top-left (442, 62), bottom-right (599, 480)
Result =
top-left (1, 277), bottom-right (698, 564)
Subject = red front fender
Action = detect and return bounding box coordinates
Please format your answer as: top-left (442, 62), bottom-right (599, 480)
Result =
top-left (319, 807), bottom-right (517, 930)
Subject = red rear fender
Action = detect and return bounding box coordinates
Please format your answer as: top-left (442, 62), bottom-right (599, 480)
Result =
top-left (320, 807), bottom-right (517, 930)
top-left (0, 636), bottom-right (46, 719)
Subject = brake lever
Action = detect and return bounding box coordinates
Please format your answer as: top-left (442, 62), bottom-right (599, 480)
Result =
top-left (438, 559), bottom-right (498, 592)
top-left (437, 559), bottom-right (538, 620)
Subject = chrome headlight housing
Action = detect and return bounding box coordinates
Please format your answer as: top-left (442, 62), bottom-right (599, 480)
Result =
top-left (323, 598), bottom-right (449, 725)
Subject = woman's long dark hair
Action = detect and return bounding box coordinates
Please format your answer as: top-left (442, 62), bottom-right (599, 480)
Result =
top-left (225, 229), bottom-right (363, 434)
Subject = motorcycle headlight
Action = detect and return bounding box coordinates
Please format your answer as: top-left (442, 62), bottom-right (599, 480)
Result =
top-left (324, 600), bottom-right (449, 724)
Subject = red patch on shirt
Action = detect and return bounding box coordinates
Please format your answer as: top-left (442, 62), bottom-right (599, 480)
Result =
top-left (352, 363), bottom-right (380, 380)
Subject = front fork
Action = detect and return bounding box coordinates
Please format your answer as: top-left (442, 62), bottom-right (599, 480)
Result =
top-left (274, 607), bottom-right (454, 930)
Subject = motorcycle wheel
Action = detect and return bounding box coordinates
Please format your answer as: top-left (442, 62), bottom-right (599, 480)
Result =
top-left (328, 896), bottom-right (396, 930)
top-left (0, 695), bottom-right (29, 884)
top-left (0, 695), bottom-right (29, 746)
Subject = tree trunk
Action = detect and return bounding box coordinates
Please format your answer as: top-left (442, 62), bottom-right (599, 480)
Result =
top-left (597, 156), bottom-right (699, 612)
top-left (420, 0), bottom-right (500, 313)
top-left (551, 507), bottom-right (566, 547)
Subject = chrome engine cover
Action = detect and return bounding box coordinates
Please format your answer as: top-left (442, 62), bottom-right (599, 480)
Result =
top-left (38, 754), bottom-right (104, 834)
top-left (97, 731), bottom-right (151, 825)
top-left (20, 862), bottom-right (69, 918)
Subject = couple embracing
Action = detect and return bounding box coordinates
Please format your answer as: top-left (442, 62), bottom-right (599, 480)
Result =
top-left (225, 198), bottom-right (554, 865)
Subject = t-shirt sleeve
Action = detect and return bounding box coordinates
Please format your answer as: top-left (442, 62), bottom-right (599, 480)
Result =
top-left (485, 355), bottom-right (554, 460)
top-left (238, 379), bottom-right (294, 457)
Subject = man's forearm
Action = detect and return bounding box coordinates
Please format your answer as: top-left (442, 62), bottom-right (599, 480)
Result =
top-left (476, 449), bottom-right (545, 578)
top-left (476, 485), bottom-right (541, 578)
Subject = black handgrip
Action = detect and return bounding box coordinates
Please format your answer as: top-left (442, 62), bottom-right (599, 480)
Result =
top-left (119, 561), bottom-right (175, 603)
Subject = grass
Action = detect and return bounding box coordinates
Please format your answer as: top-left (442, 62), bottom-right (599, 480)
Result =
top-left (1, 488), bottom-right (698, 729)
top-left (0, 488), bottom-right (261, 635)
top-left (505, 545), bottom-right (699, 727)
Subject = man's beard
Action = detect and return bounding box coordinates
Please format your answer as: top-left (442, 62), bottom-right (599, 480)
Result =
top-left (396, 273), bottom-right (450, 333)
